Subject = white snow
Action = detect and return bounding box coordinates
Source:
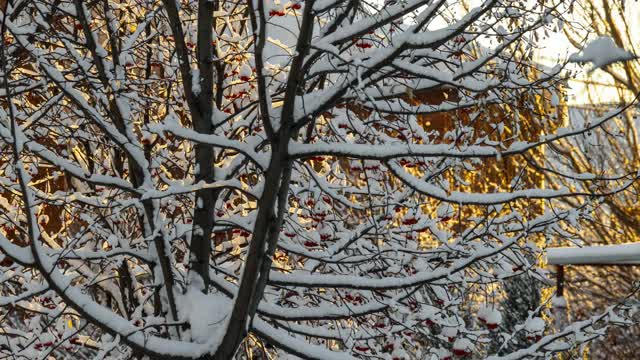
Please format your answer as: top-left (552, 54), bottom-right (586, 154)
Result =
top-left (568, 36), bottom-right (636, 69)
top-left (3, 1), bottom-right (635, 358)
top-left (546, 242), bottom-right (640, 265)
top-left (524, 317), bottom-right (546, 333)
top-left (452, 338), bottom-right (473, 352)
top-left (551, 296), bottom-right (567, 308)
top-left (178, 287), bottom-right (230, 344)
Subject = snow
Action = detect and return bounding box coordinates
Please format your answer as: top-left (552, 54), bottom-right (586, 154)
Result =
top-left (290, 142), bottom-right (500, 159)
top-left (177, 287), bottom-right (230, 344)
top-left (546, 242), bottom-right (640, 265)
top-left (486, 309), bottom-right (502, 325)
top-left (569, 36), bottom-right (637, 70)
top-left (140, 179), bottom-right (260, 201)
top-left (290, 102), bottom-right (628, 160)
top-left (3, 0), bottom-right (636, 358)
top-left (269, 236), bottom-right (521, 289)
top-left (148, 121), bottom-right (269, 170)
top-left (436, 203), bottom-right (454, 219)
top-left (0, 233), bottom-right (34, 265)
top-left (440, 326), bottom-right (457, 339)
top-left (478, 305), bottom-right (502, 326)
top-left (551, 296), bottom-right (567, 308)
top-left (390, 163), bottom-right (572, 205)
top-left (452, 338), bottom-right (474, 352)
top-left (524, 317), bottom-right (546, 333)
top-left (191, 68), bottom-right (202, 96)
top-left (0, 284), bottom-right (48, 306)
top-left (253, 318), bottom-right (357, 360)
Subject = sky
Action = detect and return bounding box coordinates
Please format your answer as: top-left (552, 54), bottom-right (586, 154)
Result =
top-left (533, 1), bottom-right (640, 106)
top-left (370, 0), bottom-right (637, 106)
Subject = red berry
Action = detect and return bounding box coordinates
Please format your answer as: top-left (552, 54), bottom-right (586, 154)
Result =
top-left (0, 257), bottom-right (14, 267)
top-left (452, 348), bottom-right (470, 356)
top-left (402, 218), bottom-right (418, 225)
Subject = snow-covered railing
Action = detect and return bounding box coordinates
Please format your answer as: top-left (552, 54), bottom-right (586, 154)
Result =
top-left (547, 243), bottom-right (640, 265)
top-left (546, 243), bottom-right (640, 328)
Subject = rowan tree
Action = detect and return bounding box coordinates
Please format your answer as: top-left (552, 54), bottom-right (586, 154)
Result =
top-left (0, 0), bottom-right (638, 359)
